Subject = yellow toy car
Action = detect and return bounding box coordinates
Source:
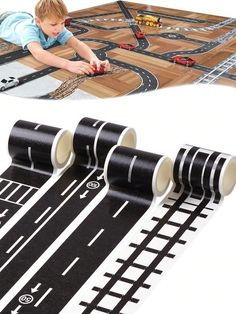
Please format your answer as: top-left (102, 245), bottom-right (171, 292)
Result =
top-left (135, 14), bottom-right (162, 27)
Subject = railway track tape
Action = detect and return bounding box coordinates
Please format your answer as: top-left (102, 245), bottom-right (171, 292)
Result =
top-left (0, 120), bottom-right (72, 229)
top-left (74, 145), bottom-right (236, 314)
top-left (0, 117), bottom-right (136, 312)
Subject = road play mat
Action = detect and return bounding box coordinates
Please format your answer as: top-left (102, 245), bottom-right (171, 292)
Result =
top-left (0, 1), bottom-right (236, 99)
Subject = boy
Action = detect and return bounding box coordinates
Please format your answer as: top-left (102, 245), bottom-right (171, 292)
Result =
top-left (0, 0), bottom-right (110, 75)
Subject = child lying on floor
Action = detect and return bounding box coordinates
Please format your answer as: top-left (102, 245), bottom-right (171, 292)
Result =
top-left (0, 0), bottom-right (110, 75)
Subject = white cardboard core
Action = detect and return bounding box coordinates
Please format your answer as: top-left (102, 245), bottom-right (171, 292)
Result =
top-left (152, 157), bottom-right (172, 196)
top-left (220, 156), bottom-right (236, 196)
top-left (118, 128), bottom-right (137, 148)
top-left (51, 130), bottom-right (72, 169)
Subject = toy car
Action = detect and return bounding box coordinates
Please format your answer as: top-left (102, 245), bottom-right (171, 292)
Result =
top-left (135, 31), bottom-right (145, 39)
top-left (119, 43), bottom-right (136, 51)
top-left (135, 14), bottom-right (162, 27)
top-left (0, 77), bottom-right (19, 91)
top-left (89, 65), bottom-right (106, 77)
top-left (65, 17), bottom-right (72, 27)
top-left (170, 56), bottom-right (196, 67)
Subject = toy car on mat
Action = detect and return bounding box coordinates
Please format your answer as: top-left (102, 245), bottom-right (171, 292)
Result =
top-left (65, 17), bottom-right (72, 27)
top-left (135, 31), bottom-right (145, 39)
top-left (135, 14), bottom-right (162, 27)
top-left (88, 65), bottom-right (106, 77)
top-left (0, 77), bottom-right (19, 91)
top-left (170, 56), bottom-right (196, 67)
top-left (119, 43), bottom-right (136, 51)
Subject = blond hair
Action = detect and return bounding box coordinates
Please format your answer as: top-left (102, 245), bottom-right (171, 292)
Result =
top-left (35, 0), bottom-right (68, 20)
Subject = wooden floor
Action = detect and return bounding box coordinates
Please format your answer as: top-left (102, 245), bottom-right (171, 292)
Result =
top-left (1, 1), bottom-right (236, 98)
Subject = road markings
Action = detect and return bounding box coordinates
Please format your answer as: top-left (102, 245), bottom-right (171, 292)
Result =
top-left (97, 173), bottom-right (104, 181)
top-left (27, 147), bottom-right (34, 170)
top-left (34, 124), bottom-right (41, 130)
top-left (0, 209), bottom-right (9, 218)
top-left (113, 201), bottom-right (129, 218)
top-left (31, 283), bottom-right (41, 293)
top-left (128, 156), bottom-right (137, 183)
top-left (0, 182), bottom-right (12, 196)
top-left (92, 120), bottom-right (100, 127)
top-left (34, 288), bottom-right (53, 307)
top-left (62, 257), bottom-right (80, 276)
top-left (5, 185), bottom-right (22, 201)
top-left (16, 187), bottom-right (34, 205)
top-left (88, 229), bottom-right (104, 247)
top-left (0, 168), bottom-right (98, 272)
top-left (11, 304), bottom-right (22, 313)
top-left (34, 207), bottom-right (52, 224)
top-left (61, 180), bottom-right (77, 196)
top-left (80, 190), bottom-right (89, 199)
top-left (86, 145), bottom-right (91, 169)
top-left (6, 236), bottom-right (24, 254)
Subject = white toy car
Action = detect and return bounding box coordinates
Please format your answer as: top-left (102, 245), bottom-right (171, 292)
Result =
top-left (0, 77), bottom-right (19, 91)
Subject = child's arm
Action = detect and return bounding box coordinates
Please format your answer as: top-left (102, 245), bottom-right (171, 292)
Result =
top-left (67, 36), bottom-right (110, 71)
top-left (27, 42), bottom-right (94, 75)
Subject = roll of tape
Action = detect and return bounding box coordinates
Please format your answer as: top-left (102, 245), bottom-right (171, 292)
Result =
top-left (173, 145), bottom-right (236, 199)
top-left (78, 145), bottom-right (236, 314)
top-left (0, 120), bottom-right (72, 230)
top-left (73, 117), bottom-right (136, 168)
top-left (8, 120), bottom-right (72, 173)
top-left (104, 146), bottom-right (171, 196)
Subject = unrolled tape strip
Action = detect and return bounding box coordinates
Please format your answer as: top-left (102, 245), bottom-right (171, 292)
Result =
top-left (0, 120), bottom-right (72, 228)
top-left (0, 145), bottom-right (172, 313)
top-left (0, 117), bottom-right (137, 312)
top-left (74, 145), bottom-right (236, 314)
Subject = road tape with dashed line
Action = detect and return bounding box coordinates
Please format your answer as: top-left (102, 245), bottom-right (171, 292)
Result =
top-left (0, 144), bottom-right (172, 313)
top-left (69, 144), bottom-right (236, 314)
top-left (0, 117), bottom-right (137, 312)
top-left (0, 120), bottom-right (72, 228)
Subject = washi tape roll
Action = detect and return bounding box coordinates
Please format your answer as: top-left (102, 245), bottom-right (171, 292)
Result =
top-left (77, 145), bottom-right (236, 314)
top-left (0, 120), bottom-right (72, 228)
top-left (5, 147), bottom-right (172, 314)
top-left (0, 117), bottom-right (137, 312)
top-left (104, 145), bottom-right (171, 197)
top-left (73, 117), bottom-right (137, 168)
top-left (8, 120), bottom-right (72, 173)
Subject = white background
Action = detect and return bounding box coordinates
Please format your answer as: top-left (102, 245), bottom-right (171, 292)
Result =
top-left (0, 1), bottom-right (236, 313)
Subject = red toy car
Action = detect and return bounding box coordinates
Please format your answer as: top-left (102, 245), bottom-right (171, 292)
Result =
top-left (170, 56), bottom-right (196, 67)
top-left (89, 65), bottom-right (106, 77)
top-left (65, 17), bottom-right (72, 27)
top-left (119, 43), bottom-right (136, 51)
top-left (135, 31), bottom-right (145, 39)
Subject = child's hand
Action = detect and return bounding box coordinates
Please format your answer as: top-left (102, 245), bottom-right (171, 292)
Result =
top-left (100, 60), bottom-right (110, 72)
top-left (66, 61), bottom-right (94, 75)
top-left (90, 57), bottom-right (110, 72)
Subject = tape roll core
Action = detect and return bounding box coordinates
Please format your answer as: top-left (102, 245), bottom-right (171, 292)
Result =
top-left (118, 127), bottom-right (137, 148)
top-left (51, 130), bottom-right (72, 169)
top-left (153, 157), bottom-right (172, 196)
top-left (220, 156), bottom-right (236, 196)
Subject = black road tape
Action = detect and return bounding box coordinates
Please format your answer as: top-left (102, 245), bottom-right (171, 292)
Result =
top-left (0, 117), bottom-right (136, 312)
top-left (0, 120), bottom-right (72, 228)
top-left (0, 145), bottom-right (171, 313)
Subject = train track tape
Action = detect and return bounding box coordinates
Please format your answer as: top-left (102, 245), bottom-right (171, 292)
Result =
top-left (0, 145), bottom-right (172, 313)
top-left (0, 117), bottom-right (136, 312)
top-left (0, 120), bottom-right (72, 228)
top-left (74, 145), bottom-right (236, 314)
